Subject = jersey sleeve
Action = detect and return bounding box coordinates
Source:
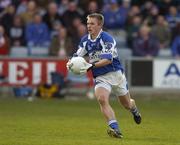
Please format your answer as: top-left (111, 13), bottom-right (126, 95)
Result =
top-left (99, 33), bottom-right (117, 61)
top-left (74, 35), bottom-right (88, 57)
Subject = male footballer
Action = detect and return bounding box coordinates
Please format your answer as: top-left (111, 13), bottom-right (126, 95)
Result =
top-left (67, 13), bottom-right (141, 138)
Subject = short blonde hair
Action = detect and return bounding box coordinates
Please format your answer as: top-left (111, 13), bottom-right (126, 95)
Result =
top-left (87, 13), bottom-right (104, 26)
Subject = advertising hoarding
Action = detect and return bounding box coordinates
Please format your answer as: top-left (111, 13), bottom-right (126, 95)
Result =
top-left (0, 58), bottom-right (68, 86)
top-left (153, 60), bottom-right (180, 88)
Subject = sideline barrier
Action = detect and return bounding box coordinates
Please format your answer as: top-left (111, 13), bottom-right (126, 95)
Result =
top-left (0, 56), bottom-right (179, 90)
top-left (0, 57), bottom-right (93, 87)
top-left (126, 57), bottom-right (180, 89)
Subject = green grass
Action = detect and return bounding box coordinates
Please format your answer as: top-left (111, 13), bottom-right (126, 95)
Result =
top-left (0, 97), bottom-right (180, 145)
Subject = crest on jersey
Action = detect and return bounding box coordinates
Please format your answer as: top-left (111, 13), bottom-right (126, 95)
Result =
top-left (104, 42), bottom-right (113, 50)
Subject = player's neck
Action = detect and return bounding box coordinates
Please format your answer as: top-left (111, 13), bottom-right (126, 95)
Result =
top-left (91, 34), bottom-right (98, 40)
top-left (90, 30), bottom-right (102, 40)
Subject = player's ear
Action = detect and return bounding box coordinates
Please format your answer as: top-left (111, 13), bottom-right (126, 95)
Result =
top-left (98, 22), bottom-right (103, 27)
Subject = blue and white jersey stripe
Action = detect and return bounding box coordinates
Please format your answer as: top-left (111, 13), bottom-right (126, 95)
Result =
top-left (76, 30), bottom-right (124, 77)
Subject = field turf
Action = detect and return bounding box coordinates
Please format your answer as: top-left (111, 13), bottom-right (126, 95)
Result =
top-left (0, 97), bottom-right (180, 145)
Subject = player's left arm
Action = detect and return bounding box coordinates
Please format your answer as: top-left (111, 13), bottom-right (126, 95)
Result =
top-left (79, 58), bottom-right (112, 74)
top-left (92, 58), bottom-right (112, 68)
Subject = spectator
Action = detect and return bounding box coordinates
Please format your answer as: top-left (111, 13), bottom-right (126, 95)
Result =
top-left (171, 36), bottom-right (180, 59)
top-left (68, 17), bottom-right (83, 46)
top-left (151, 15), bottom-right (171, 49)
top-left (143, 6), bottom-right (159, 26)
top-left (125, 5), bottom-right (141, 26)
top-left (82, 1), bottom-right (99, 23)
top-left (0, 0), bottom-right (12, 13)
top-left (120, 0), bottom-right (131, 17)
top-left (73, 22), bottom-right (87, 49)
top-left (62, 1), bottom-right (82, 29)
top-left (102, 0), bottom-right (127, 29)
top-left (58, 0), bottom-right (69, 16)
top-left (0, 25), bottom-right (10, 55)
top-left (158, 0), bottom-right (177, 16)
top-left (126, 15), bottom-right (142, 48)
top-left (9, 15), bottom-right (26, 46)
top-left (165, 6), bottom-right (180, 30)
top-left (0, 4), bottom-right (16, 36)
top-left (171, 20), bottom-right (180, 43)
top-left (68, 16), bottom-right (87, 50)
top-left (16, 0), bottom-right (28, 15)
top-left (141, 1), bottom-right (154, 19)
top-left (19, 0), bottom-right (38, 24)
top-left (43, 2), bottom-right (62, 31)
top-left (171, 22), bottom-right (180, 58)
top-left (49, 27), bottom-right (73, 57)
top-left (25, 13), bottom-right (50, 55)
top-left (132, 25), bottom-right (160, 57)
top-left (50, 20), bottom-right (63, 38)
top-left (77, 24), bottom-right (87, 38)
top-left (79, 0), bottom-right (102, 12)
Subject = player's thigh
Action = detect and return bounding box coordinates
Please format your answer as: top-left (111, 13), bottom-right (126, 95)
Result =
top-left (95, 86), bottom-right (110, 97)
top-left (112, 76), bottom-right (132, 108)
top-left (95, 84), bottom-right (111, 103)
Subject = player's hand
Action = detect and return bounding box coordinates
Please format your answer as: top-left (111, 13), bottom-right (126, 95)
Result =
top-left (79, 62), bottom-right (93, 75)
top-left (66, 59), bottom-right (72, 70)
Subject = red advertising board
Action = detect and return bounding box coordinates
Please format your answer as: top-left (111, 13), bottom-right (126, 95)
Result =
top-left (0, 57), bottom-right (93, 86)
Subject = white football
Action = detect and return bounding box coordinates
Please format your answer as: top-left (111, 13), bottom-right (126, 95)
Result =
top-left (69, 57), bottom-right (87, 75)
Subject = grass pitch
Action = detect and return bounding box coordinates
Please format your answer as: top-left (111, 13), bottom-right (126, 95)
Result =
top-left (0, 97), bottom-right (180, 145)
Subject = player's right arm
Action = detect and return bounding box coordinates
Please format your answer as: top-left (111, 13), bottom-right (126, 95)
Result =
top-left (73, 35), bottom-right (88, 57)
top-left (67, 35), bottom-right (88, 70)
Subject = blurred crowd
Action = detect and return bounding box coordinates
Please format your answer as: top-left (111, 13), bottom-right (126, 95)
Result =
top-left (0, 0), bottom-right (180, 58)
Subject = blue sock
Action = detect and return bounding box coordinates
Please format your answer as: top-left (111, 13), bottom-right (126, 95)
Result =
top-left (108, 120), bottom-right (119, 130)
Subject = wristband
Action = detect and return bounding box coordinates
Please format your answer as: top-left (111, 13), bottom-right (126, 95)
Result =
top-left (92, 62), bottom-right (96, 68)
top-left (87, 63), bottom-right (95, 71)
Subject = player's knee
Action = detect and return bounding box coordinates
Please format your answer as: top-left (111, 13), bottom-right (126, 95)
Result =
top-left (123, 99), bottom-right (135, 110)
top-left (97, 95), bottom-right (108, 106)
top-left (130, 99), bottom-right (135, 104)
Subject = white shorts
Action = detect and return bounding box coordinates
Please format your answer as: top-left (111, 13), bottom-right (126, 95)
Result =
top-left (94, 70), bottom-right (129, 97)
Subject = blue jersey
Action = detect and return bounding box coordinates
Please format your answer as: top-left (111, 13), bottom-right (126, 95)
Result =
top-left (76, 30), bottom-right (124, 78)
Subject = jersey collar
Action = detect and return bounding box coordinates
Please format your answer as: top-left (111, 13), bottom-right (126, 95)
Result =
top-left (88, 29), bottom-right (103, 42)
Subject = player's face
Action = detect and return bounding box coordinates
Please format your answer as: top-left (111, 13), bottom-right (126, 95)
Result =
top-left (87, 17), bottom-right (102, 37)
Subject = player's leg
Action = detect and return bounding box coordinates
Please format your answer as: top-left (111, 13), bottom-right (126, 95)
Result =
top-left (95, 86), bottom-right (123, 138)
top-left (118, 92), bottom-right (141, 124)
top-left (114, 72), bottom-right (142, 124)
top-left (95, 87), bottom-right (114, 121)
